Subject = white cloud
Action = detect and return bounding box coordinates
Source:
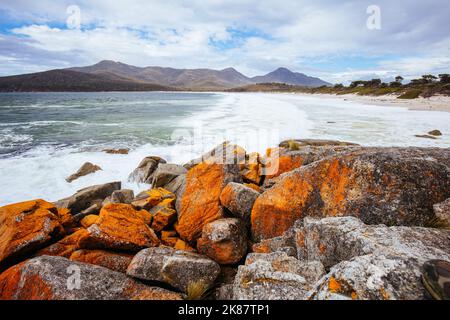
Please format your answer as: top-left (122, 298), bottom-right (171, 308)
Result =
top-left (1, 0), bottom-right (450, 81)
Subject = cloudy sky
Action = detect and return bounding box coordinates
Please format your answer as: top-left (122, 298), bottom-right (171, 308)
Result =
top-left (0, 0), bottom-right (449, 83)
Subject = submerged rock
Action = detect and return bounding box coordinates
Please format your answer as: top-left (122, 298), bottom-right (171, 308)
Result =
top-left (251, 147), bottom-right (450, 241)
top-left (0, 199), bottom-right (65, 268)
top-left (54, 181), bottom-right (121, 214)
top-left (128, 156), bottom-right (166, 183)
top-left (176, 162), bottom-right (242, 242)
top-left (0, 255), bottom-right (182, 300)
top-left (102, 148), bottom-right (129, 154)
top-left (66, 162), bottom-right (102, 183)
top-left (197, 218), bottom-right (248, 265)
top-left (428, 130), bottom-right (442, 136)
top-left (127, 247), bottom-right (220, 293)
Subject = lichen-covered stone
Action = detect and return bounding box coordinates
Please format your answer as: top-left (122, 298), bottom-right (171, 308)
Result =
top-left (0, 255), bottom-right (182, 300)
top-left (80, 214), bottom-right (99, 228)
top-left (197, 218), bottom-right (247, 265)
top-left (219, 182), bottom-right (259, 225)
top-left (127, 247), bottom-right (220, 293)
top-left (150, 199), bottom-right (177, 232)
top-left (252, 148), bottom-right (450, 241)
top-left (297, 216), bottom-right (450, 300)
top-left (36, 229), bottom-right (90, 258)
top-left (70, 249), bottom-right (133, 273)
top-left (176, 162), bottom-right (242, 242)
top-left (79, 203), bottom-right (159, 252)
top-left (0, 199), bottom-right (65, 268)
top-left (131, 187), bottom-right (175, 210)
top-left (232, 252), bottom-right (325, 300)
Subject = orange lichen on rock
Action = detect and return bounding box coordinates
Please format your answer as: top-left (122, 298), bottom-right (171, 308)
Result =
top-left (244, 183), bottom-right (261, 193)
top-left (160, 230), bottom-right (178, 247)
top-left (80, 214), bottom-right (100, 228)
top-left (263, 148), bottom-right (304, 179)
top-left (197, 218), bottom-right (247, 265)
top-left (78, 203), bottom-right (159, 252)
top-left (70, 249), bottom-right (133, 273)
top-left (150, 198), bottom-right (177, 232)
top-left (251, 175), bottom-right (313, 241)
top-left (319, 243), bottom-right (327, 254)
top-left (0, 199), bottom-right (65, 266)
top-left (177, 162), bottom-right (240, 242)
top-left (319, 159), bottom-right (352, 216)
top-left (131, 187), bottom-right (175, 210)
top-left (328, 276), bottom-right (342, 293)
top-left (56, 208), bottom-right (75, 230)
top-left (174, 239), bottom-right (196, 252)
top-left (36, 228), bottom-right (90, 258)
top-left (241, 152), bottom-right (262, 185)
top-left (0, 264), bottom-right (54, 300)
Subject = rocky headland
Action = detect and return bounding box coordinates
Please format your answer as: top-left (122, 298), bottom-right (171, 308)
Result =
top-left (0, 140), bottom-right (449, 300)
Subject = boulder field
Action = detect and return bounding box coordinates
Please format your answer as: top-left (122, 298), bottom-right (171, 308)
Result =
top-left (0, 140), bottom-right (449, 300)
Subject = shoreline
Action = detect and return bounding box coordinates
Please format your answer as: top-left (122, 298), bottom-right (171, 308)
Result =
top-left (288, 92), bottom-right (450, 113)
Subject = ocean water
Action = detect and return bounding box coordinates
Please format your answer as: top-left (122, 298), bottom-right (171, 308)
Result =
top-left (0, 91), bottom-right (449, 205)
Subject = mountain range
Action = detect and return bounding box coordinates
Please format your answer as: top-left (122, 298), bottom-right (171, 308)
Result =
top-left (0, 60), bottom-right (330, 92)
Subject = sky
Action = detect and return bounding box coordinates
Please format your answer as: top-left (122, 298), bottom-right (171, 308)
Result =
top-left (0, 0), bottom-right (449, 84)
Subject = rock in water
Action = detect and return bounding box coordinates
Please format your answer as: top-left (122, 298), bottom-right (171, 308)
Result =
top-left (127, 247), bottom-right (220, 293)
top-left (66, 162), bottom-right (102, 183)
top-left (220, 182), bottom-right (259, 225)
top-left (102, 148), bottom-right (129, 154)
top-left (0, 255), bottom-right (182, 300)
top-left (54, 181), bottom-right (121, 214)
top-left (251, 147), bottom-right (450, 241)
top-left (0, 199), bottom-right (65, 268)
top-left (232, 252), bottom-right (325, 300)
top-left (79, 203), bottom-right (159, 251)
top-left (428, 130), bottom-right (442, 136)
top-left (176, 162), bottom-right (242, 242)
top-left (197, 218), bottom-right (248, 265)
top-left (128, 156), bottom-right (166, 183)
top-left (151, 163), bottom-right (187, 188)
top-left (70, 249), bottom-right (133, 273)
top-left (296, 216), bottom-right (450, 300)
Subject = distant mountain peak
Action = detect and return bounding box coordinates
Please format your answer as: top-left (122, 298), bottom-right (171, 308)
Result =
top-left (251, 67), bottom-right (330, 87)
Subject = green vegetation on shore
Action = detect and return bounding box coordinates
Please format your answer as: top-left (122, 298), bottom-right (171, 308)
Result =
top-left (228, 73), bottom-right (450, 99)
